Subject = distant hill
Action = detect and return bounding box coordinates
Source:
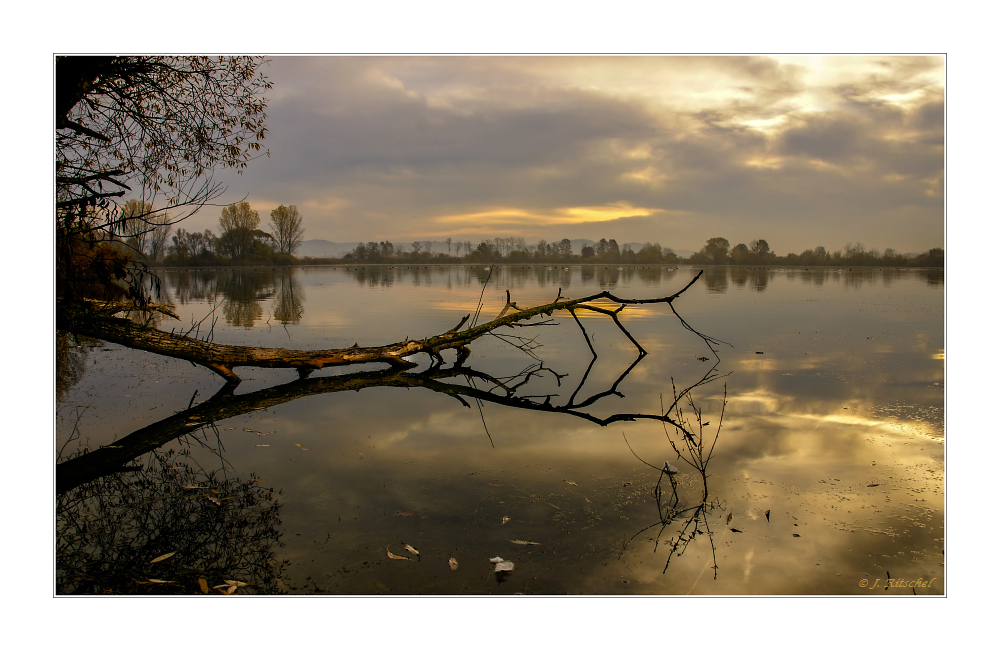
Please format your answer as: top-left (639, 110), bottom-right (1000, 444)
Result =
top-left (297, 240), bottom-right (357, 258)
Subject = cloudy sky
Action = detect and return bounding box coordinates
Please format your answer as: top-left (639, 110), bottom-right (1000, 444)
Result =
top-left (202, 55), bottom-right (944, 255)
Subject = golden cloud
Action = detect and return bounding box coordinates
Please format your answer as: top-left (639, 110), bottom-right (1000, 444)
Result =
top-left (433, 202), bottom-right (668, 228)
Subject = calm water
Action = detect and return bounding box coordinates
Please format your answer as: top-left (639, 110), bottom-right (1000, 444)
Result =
top-left (56, 265), bottom-right (944, 595)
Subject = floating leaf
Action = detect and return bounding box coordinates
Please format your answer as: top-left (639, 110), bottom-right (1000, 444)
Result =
top-left (295, 444), bottom-right (309, 450)
top-left (394, 511), bottom-right (413, 517)
top-left (146, 577), bottom-right (174, 584)
top-left (204, 494), bottom-right (221, 505)
top-left (726, 512), bottom-right (733, 525)
top-left (501, 516), bottom-right (510, 525)
top-left (448, 558), bottom-right (458, 571)
top-left (198, 578), bottom-right (209, 594)
top-left (386, 545), bottom-right (414, 561)
top-left (867, 483), bottom-right (880, 487)
top-left (510, 540), bottom-right (541, 546)
top-left (730, 528), bottom-right (742, 533)
top-left (255, 444), bottom-right (269, 447)
top-left (487, 482), bottom-right (502, 487)
top-left (403, 544), bottom-right (420, 556)
top-left (792, 533), bottom-right (801, 537)
top-left (765, 509), bottom-right (771, 522)
top-left (226, 585), bottom-right (238, 595)
top-left (180, 484), bottom-right (203, 490)
top-left (494, 561), bottom-right (514, 572)
top-left (149, 551), bottom-right (177, 563)
top-left (225, 427), bottom-right (236, 431)
top-left (665, 462), bottom-right (680, 474)
top-left (225, 579), bottom-right (249, 587)
top-left (489, 556), bottom-right (505, 563)
top-left (564, 479), bottom-right (579, 487)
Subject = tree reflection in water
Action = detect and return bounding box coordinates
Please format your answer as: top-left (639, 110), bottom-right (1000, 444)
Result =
top-left (272, 271), bottom-right (304, 325)
top-left (163, 268), bottom-right (304, 329)
top-left (56, 447), bottom-right (286, 595)
top-left (56, 332), bottom-right (99, 402)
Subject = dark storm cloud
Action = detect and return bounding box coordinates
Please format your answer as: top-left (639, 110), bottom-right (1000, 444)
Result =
top-left (202, 56), bottom-right (943, 254)
top-left (779, 117), bottom-right (864, 162)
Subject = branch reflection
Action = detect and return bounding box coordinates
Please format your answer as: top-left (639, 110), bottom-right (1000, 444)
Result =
top-left (622, 381), bottom-right (728, 581)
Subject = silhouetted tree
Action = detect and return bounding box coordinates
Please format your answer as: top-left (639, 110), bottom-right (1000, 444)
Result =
top-left (269, 205), bottom-right (304, 255)
top-left (701, 237), bottom-right (730, 264)
top-left (218, 202), bottom-right (266, 260)
top-left (147, 213), bottom-right (172, 261)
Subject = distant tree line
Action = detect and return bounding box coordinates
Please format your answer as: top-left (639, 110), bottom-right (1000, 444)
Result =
top-left (306, 234), bottom-right (942, 267)
top-left (139, 213), bottom-right (943, 268)
top-left (332, 236), bottom-right (683, 264)
top-left (686, 237), bottom-right (944, 267)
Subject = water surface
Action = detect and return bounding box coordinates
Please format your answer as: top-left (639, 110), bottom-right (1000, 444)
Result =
top-left (56, 265), bottom-right (944, 595)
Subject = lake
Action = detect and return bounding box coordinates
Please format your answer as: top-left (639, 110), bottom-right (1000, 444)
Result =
top-left (56, 264), bottom-right (944, 595)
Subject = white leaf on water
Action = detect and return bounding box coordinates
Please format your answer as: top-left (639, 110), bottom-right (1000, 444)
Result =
top-left (509, 540), bottom-right (541, 545)
top-left (494, 561), bottom-right (514, 572)
top-left (489, 556), bottom-right (505, 564)
top-left (448, 558), bottom-right (458, 571)
top-left (403, 543), bottom-right (420, 556)
top-left (666, 462), bottom-right (680, 474)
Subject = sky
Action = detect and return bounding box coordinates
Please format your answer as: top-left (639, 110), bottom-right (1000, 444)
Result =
top-left (200, 55), bottom-right (944, 255)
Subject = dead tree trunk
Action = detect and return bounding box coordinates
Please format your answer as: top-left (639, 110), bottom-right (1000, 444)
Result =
top-left (58, 271), bottom-right (705, 384)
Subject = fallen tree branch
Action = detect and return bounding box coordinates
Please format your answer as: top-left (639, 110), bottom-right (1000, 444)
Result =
top-left (58, 270), bottom-right (708, 384)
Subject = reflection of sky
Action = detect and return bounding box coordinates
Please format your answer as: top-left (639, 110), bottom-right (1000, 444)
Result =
top-left (57, 265), bottom-right (943, 594)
